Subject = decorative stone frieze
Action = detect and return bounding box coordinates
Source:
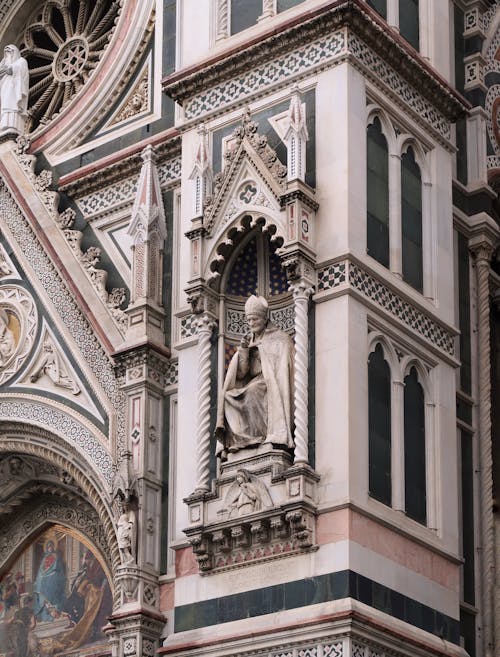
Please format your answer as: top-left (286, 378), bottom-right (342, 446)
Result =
top-left (316, 259), bottom-right (456, 357)
top-left (164, 2), bottom-right (465, 138)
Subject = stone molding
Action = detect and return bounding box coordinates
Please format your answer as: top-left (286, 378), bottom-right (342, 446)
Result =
top-left (316, 258), bottom-right (456, 357)
top-left (60, 136), bottom-right (181, 201)
top-left (163, 0), bottom-right (466, 127)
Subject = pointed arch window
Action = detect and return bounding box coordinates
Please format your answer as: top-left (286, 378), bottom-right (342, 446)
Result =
top-left (368, 343), bottom-right (392, 506)
top-left (401, 147), bottom-right (423, 292)
top-left (404, 366), bottom-right (426, 524)
top-left (367, 117), bottom-right (390, 268)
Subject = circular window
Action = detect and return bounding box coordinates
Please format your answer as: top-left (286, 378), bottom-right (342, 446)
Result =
top-left (20, 0), bottom-right (120, 130)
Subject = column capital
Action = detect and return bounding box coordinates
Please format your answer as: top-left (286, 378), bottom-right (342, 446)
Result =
top-left (468, 212), bottom-right (500, 262)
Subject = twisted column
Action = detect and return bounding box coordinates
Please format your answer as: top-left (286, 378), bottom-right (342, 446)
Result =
top-left (291, 282), bottom-right (313, 464)
top-left (473, 243), bottom-right (495, 656)
top-left (195, 314), bottom-right (215, 491)
top-left (216, 0), bottom-right (229, 40)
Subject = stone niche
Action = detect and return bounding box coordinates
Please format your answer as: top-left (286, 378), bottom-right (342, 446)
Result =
top-left (184, 446), bottom-right (319, 573)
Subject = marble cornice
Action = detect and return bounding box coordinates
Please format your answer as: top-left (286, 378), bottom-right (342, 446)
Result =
top-left (162, 0), bottom-right (469, 122)
top-left (58, 131), bottom-right (181, 198)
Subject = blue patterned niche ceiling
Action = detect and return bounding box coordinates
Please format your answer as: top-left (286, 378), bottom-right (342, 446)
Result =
top-left (226, 237), bottom-right (258, 297)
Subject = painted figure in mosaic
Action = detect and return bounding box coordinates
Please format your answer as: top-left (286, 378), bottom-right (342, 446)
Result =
top-left (0, 309), bottom-right (15, 366)
top-left (117, 500), bottom-right (137, 565)
top-left (33, 538), bottom-right (66, 621)
top-left (216, 295), bottom-right (294, 457)
top-left (5, 594), bottom-right (38, 657)
top-left (54, 550), bottom-right (111, 652)
top-left (0, 45), bottom-right (29, 134)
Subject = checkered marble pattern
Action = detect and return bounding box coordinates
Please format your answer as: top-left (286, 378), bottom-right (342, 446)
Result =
top-left (317, 262), bottom-right (347, 291)
top-left (165, 359), bottom-right (178, 386)
top-left (180, 315), bottom-right (198, 339)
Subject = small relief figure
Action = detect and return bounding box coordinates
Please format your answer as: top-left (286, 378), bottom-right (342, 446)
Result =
top-left (117, 499), bottom-right (137, 565)
top-left (228, 469), bottom-right (261, 517)
top-left (0, 45), bottom-right (29, 134)
top-left (224, 468), bottom-right (273, 518)
top-left (30, 339), bottom-right (80, 394)
top-left (0, 309), bottom-right (15, 367)
top-left (216, 295), bottom-right (294, 458)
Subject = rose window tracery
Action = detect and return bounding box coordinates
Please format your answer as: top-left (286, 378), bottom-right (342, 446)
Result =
top-left (19, 0), bottom-right (121, 130)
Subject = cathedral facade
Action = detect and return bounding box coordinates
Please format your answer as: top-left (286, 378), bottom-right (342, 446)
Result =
top-left (0, 1), bottom-right (498, 656)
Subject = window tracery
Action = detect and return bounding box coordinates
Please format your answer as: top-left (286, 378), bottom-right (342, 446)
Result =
top-left (19, 0), bottom-right (121, 130)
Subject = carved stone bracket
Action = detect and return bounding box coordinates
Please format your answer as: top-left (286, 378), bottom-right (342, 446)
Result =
top-left (182, 451), bottom-right (319, 573)
top-left (184, 499), bottom-right (317, 573)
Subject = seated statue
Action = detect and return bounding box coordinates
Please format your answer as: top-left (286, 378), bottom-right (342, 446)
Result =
top-left (216, 295), bottom-right (294, 457)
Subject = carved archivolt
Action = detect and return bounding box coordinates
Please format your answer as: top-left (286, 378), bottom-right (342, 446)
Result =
top-left (0, 429), bottom-right (119, 573)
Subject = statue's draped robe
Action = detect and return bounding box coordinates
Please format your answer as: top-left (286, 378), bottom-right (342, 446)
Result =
top-left (0, 53), bottom-right (29, 131)
top-left (217, 323), bottom-right (294, 453)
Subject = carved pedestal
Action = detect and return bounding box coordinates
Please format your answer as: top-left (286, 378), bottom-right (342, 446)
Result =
top-left (183, 448), bottom-right (319, 573)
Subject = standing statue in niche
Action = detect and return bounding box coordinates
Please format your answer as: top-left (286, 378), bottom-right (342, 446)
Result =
top-left (117, 499), bottom-right (137, 565)
top-left (0, 45), bottom-right (29, 134)
top-left (216, 295), bottom-right (294, 458)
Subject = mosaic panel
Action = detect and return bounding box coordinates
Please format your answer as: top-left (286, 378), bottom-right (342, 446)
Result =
top-left (184, 30), bottom-right (347, 119)
top-left (323, 645), bottom-right (343, 657)
top-left (226, 304), bottom-right (295, 335)
top-left (180, 315), bottom-right (198, 339)
top-left (351, 645), bottom-right (366, 657)
top-left (317, 262), bottom-right (346, 291)
top-left (77, 177), bottom-right (137, 217)
top-left (165, 358), bottom-right (178, 387)
top-left (0, 526), bottom-right (112, 657)
top-left (317, 260), bottom-right (454, 355)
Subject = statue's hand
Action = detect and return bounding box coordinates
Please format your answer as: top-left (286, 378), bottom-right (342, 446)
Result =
top-left (239, 333), bottom-right (250, 349)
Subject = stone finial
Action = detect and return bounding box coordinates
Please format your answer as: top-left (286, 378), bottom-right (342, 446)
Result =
top-left (284, 86), bottom-right (308, 182)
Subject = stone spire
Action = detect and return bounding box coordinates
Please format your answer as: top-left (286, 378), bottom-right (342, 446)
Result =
top-left (284, 86), bottom-right (308, 182)
top-left (189, 123), bottom-right (212, 217)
